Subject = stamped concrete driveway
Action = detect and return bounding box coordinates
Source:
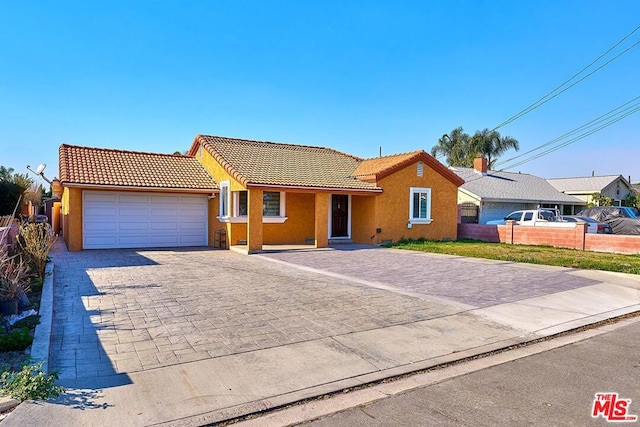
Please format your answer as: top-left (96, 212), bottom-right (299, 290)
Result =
top-left (50, 243), bottom-right (602, 381)
top-left (50, 244), bottom-right (465, 380)
top-left (260, 246), bottom-right (600, 308)
top-left (10, 242), bottom-right (638, 426)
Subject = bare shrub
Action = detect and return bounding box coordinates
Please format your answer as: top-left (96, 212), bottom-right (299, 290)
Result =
top-left (17, 222), bottom-right (56, 280)
top-left (0, 250), bottom-right (31, 300)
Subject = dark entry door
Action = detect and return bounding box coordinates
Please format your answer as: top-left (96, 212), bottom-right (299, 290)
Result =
top-left (331, 195), bottom-right (349, 237)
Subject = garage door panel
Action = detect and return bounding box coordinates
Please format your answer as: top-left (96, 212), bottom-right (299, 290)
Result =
top-left (84, 193), bottom-right (118, 203)
top-left (84, 236), bottom-right (118, 248)
top-left (152, 209), bottom-right (180, 219)
top-left (118, 207), bottom-right (150, 217)
top-left (118, 194), bottom-right (149, 203)
top-left (84, 222), bottom-right (117, 232)
top-left (118, 222), bottom-right (150, 231)
top-left (181, 209), bottom-right (207, 218)
top-left (180, 196), bottom-right (207, 205)
top-left (181, 221), bottom-right (206, 231)
top-left (178, 235), bottom-right (209, 245)
top-left (150, 222), bottom-right (179, 231)
top-left (83, 191), bottom-right (208, 249)
top-left (149, 235), bottom-right (181, 245)
top-left (150, 195), bottom-right (180, 204)
top-left (85, 207), bottom-right (117, 217)
top-left (117, 236), bottom-right (151, 246)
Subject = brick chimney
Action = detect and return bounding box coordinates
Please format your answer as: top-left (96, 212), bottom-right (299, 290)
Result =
top-left (473, 157), bottom-right (488, 174)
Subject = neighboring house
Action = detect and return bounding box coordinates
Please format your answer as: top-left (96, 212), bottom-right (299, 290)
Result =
top-left (58, 135), bottom-right (464, 252)
top-left (547, 175), bottom-right (634, 208)
top-left (451, 158), bottom-right (585, 224)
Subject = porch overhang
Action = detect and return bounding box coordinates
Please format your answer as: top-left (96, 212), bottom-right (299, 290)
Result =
top-left (246, 183), bottom-right (382, 195)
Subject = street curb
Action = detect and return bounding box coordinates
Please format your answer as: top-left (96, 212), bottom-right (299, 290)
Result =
top-left (166, 307), bottom-right (640, 427)
top-left (233, 315), bottom-right (640, 427)
top-left (30, 262), bottom-right (54, 372)
top-left (0, 397), bottom-right (20, 413)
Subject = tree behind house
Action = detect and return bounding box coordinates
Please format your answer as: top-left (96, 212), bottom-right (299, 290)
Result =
top-left (431, 128), bottom-right (519, 169)
top-left (470, 129), bottom-right (519, 169)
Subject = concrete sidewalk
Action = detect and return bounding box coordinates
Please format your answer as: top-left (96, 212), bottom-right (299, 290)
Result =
top-left (4, 244), bottom-right (640, 426)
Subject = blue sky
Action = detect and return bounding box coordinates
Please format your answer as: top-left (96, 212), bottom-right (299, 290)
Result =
top-left (1, 1), bottom-right (639, 186)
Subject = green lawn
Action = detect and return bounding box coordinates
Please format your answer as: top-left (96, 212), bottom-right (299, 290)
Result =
top-left (389, 239), bottom-right (640, 275)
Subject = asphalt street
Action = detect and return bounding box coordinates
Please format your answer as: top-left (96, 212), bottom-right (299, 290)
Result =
top-left (297, 318), bottom-right (640, 427)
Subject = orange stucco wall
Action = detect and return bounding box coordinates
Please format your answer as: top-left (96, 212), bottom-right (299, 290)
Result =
top-left (208, 193), bottom-right (317, 246)
top-left (61, 187), bottom-right (83, 251)
top-left (197, 147), bottom-right (319, 247)
top-left (349, 161), bottom-right (459, 244)
top-left (263, 192), bottom-right (315, 244)
top-left (197, 146), bottom-right (241, 245)
top-left (247, 189), bottom-right (264, 252)
top-left (373, 161), bottom-right (458, 242)
top-left (314, 193), bottom-right (329, 248)
top-left (350, 195), bottom-right (378, 244)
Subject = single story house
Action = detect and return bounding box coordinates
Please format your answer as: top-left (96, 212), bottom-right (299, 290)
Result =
top-left (547, 175), bottom-right (634, 208)
top-left (58, 135), bottom-right (464, 252)
top-left (452, 158), bottom-right (585, 224)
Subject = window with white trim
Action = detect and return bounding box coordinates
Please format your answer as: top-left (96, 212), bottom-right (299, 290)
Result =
top-left (409, 187), bottom-right (431, 223)
top-left (234, 191), bottom-right (248, 216)
top-left (220, 181), bottom-right (230, 217)
top-left (220, 187), bottom-right (287, 223)
top-left (233, 190), bottom-right (285, 217)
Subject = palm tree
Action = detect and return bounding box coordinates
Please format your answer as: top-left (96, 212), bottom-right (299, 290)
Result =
top-left (470, 129), bottom-right (519, 169)
top-left (430, 127), bottom-right (474, 167)
top-left (0, 166), bottom-right (15, 182)
top-left (11, 173), bottom-right (33, 193)
top-left (0, 167), bottom-right (33, 192)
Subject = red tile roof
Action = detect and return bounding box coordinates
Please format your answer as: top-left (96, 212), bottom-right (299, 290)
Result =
top-left (59, 144), bottom-right (218, 191)
top-left (190, 135), bottom-right (383, 191)
top-left (353, 151), bottom-right (423, 179)
top-left (355, 151), bottom-right (465, 186)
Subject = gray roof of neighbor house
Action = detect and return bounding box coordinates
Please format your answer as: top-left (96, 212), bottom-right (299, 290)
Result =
top-left (547, 175), bottom-right (628, 193)
top-left (59, 144), bottom-right (218, 191)
top-left (451, 167), bottom-right (583, 204)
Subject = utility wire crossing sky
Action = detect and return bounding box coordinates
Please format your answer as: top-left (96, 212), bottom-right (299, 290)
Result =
top-left (1, 1), bottom-right (639, 183)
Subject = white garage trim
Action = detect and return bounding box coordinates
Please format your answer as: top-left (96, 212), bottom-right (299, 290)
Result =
top-left (83, 191), bottom-right (208, 249)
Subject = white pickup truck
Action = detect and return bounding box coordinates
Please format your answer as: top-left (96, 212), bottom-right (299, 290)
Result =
top-left (486, 209), bottom-right (573, 227)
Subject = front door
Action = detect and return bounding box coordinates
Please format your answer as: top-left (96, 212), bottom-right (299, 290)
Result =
top-left (331, 194), bottom-right (349, 237)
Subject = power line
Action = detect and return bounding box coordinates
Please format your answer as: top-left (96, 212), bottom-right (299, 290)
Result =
top-left (492, 25), bottom-right (640, 130)
top-left (495, 95), bottom-right (640, 166)
top-left (498, 104), bottom-right (640, 171)
top-left (500, 106), bottom-right (640, 170)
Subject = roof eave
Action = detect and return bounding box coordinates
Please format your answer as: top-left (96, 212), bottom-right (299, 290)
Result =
top-left (373, 151), bottom-right (465, 187)
top-left (196, 135), bottom-right (250, 187)
top-left (60, 182), bottom-right (219, 193)
top-left (477, 196), bottom-right (584, 205)
top-left (246, 182), bottom-right (382, 194)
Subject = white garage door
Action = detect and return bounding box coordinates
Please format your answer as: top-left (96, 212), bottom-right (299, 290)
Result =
top-left (83, 191), bottom-right (208, 249)
top-left (481, 202), bottom-right (526, 224)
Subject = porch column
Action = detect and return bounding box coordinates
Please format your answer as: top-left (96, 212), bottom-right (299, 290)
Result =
top-left (247, 189), bottom-right (264, 253)
top-left (315, 193), bottom-right (329, 248)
